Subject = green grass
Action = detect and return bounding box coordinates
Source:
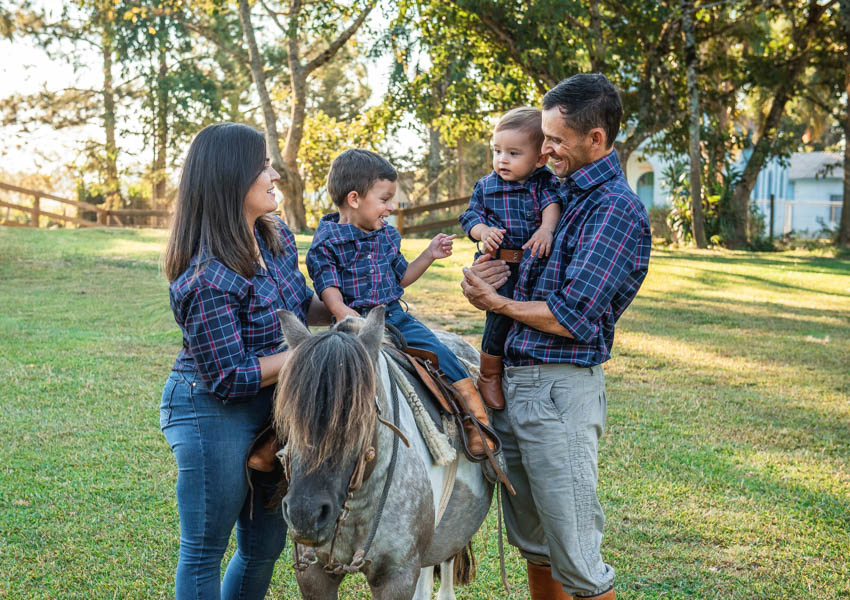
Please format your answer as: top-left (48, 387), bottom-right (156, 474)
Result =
top-left (1, 227), bottom-right (848, 599)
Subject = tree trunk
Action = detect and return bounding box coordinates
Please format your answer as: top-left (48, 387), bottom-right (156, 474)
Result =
top-left (428, 126), bottom-right (441, 204)
top-left (588, 0), bottom-right (606, 72)
top-left (456, 138), bottom-right (466, 197)
top-left (153, 29), bottom-right (168, 211)
top-left (102, 26), bottom-right (120, 213)
top-left (683, 0), bottom-right (706, 248)
top-left (837, 65), bottom-right (850, 247)
top-left (281, 62), bottom-right (308, 230)
top-left (727, 2), bottom-right (830, 248)
top-left (237, 0), bottom-right (306, 229)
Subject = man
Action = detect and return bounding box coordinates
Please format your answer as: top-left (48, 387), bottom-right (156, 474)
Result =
top-left (462, 73), bottom-right (652, 600)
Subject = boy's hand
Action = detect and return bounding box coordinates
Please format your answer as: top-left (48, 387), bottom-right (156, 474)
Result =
top-left (334, 306), bottom-right (361, 322)
top-left (523, 227), bottom-right (554, 258)
top-left (481, 227), bottom-right (506, 254)
top-left (428, 233), bottom-right (457, 260)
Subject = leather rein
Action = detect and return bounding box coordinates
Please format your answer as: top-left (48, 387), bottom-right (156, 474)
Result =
top-left (287, 355), bottom-right (409, 576)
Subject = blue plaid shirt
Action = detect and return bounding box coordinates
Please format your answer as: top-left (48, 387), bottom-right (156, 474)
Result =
top-left (505, 152), bottom-right (651, 367)
top-left (170, 217), bottom-right (314, 401)
top-left (458, 167), bottom-right (561, 249)
top-left (306, 213), bottom-right (409, 309)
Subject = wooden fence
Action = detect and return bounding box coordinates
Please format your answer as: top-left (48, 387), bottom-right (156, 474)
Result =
top-left (0, 182), bottom-right (169, 228)
top-left (395, 195), bottom-right (470, 236)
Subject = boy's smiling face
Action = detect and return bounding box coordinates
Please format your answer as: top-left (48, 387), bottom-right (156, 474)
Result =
top-left (492, 128), bottom-right (547, 183)
top-left (342, 178), bottom-right (398, 232)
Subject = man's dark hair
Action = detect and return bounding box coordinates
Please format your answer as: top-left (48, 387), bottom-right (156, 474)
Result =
top-left (542, 73), bottom-right (622, 149)
top-left (327, 149), bottom-right (398, 207)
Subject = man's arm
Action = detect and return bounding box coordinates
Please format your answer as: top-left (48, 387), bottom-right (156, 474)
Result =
top-left (461, 267), bottom-right (573, 337)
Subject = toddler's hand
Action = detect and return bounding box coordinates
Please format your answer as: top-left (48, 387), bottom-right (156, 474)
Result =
top-left (523, 227), bottom-right (553, 258)
top-left (481, 227), bottom-right (506, 254)
top-left (429, 233), bottom-right (457, 260)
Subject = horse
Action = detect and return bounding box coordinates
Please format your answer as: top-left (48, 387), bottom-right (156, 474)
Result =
top-left (273, 306), bottom-right (494, 599)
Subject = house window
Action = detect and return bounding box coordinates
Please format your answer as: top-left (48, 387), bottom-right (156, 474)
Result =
top-left (830, 195), bottom-right (842, 223)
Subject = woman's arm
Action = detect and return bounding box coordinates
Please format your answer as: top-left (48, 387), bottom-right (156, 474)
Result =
top-left (258, 351), bottom-right (290, 388)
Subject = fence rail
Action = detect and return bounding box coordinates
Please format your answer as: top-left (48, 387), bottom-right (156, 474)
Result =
top-left (395, 195), bottom-right (469, 236)
top-left (0, 181), bottom-right (169, 228)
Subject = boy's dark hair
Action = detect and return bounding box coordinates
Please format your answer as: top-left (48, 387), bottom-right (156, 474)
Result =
top-left (542, 73), bottom-right (622, 149)
top-left (495, 107), bottom-right (544, 150)
top-left (327, 149), bottom-right (398, 207)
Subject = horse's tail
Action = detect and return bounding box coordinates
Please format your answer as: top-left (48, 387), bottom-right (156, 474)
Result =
top-left (453, 540), bottom-right (477, 586)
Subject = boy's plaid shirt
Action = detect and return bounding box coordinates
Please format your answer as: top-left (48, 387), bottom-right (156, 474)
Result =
top-left (458, 166), bottom-right (561, 250)
top-left (306, 213), bottom-right (409, 310)
top-left (505, 152), bottom-right (652, 366)
top-left (169, 218), bottom-right (313, 400)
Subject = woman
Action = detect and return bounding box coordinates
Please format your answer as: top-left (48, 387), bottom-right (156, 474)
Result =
top-left (160, 122), bottom-right (331, 599)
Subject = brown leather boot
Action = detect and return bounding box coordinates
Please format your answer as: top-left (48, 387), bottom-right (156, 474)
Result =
top-left (527, 562), bottom-right (573, 600)
top-left (247, 434), bottom-right (282, 472)
top-left (478, 352), bottom-right (505, 410)
top-left (451, 378), bottom-right (496, 457)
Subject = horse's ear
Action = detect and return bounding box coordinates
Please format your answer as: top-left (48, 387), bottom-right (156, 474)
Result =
top-left (358, 305), bottom-right (385, 363)
top-left (276, 309), bottom-right (311, 349)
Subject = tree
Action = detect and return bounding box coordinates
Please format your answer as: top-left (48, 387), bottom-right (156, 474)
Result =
top-left (837, 0), bottom-right (850, 247)
top-left (682, 0), bottom-right (707, 248)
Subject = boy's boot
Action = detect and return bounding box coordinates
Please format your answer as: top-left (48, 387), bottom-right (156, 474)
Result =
top-left (478, 352), bottom-right (505, 410)
top-left (451, 378), bottom-right (496, 457)
top-left (527, 562), bottom-right (573, 600)
top-left (247, 434), bottom-right (282, 472)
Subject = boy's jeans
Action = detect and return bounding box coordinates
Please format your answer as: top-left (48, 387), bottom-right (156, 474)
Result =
top-left (160, 370), bottom-right (287, 600)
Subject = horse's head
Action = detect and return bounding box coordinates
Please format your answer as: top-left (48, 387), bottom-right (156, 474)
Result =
top-left (273, 307), bottom-right (385, 546)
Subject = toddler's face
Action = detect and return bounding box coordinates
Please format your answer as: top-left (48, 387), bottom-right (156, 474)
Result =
top-left (491, 129), bottom-right (546, 182)
top-left (347, 178), bottom-right (398, 232)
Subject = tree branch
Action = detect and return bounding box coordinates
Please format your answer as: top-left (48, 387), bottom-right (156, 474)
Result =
top-left (303, 1), bottom-right (376, 74)
top-left (476, 12), bottom-right (555, 93)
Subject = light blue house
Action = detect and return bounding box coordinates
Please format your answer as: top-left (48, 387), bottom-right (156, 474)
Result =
top-left (625, 149), bottom-right (844, 237)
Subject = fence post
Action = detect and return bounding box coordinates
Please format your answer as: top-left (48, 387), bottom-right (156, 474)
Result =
top-left (396, 209), bottom-right (405, 236)
top-left (31, 194), bottom-right (40, 228)
top-left (769, 194), bottom-right (775, 241)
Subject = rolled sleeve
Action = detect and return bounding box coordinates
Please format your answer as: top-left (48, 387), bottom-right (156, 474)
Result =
top-left (458, 181), bottom-right (487, 238)
top-left (183, 286), bottom-right (262, 401)
top-left (537, 181), bottom-right (562, 212)
top-left (389, 228), bottom-right (409, 281)
top-left (306, 243), bottom-right (342, 297)
top-left (546, 204), bottom-right (639, 344)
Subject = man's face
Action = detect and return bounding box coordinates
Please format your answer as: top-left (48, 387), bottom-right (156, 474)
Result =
top-left (541, 107), bottom-right (594, 179)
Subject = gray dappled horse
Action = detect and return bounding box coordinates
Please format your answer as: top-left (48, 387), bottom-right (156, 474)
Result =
top-left (274, 307), bottom-right (493, 599)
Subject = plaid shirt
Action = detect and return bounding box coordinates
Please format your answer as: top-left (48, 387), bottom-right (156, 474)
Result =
top-left (458, 167), bottom-right (561, 250)
top-left (170, 218), bottom-right (313, 401)
top-left (306, 213), bottom-right (409, 309)
top-left (505, 152), bottom-right (651, 367)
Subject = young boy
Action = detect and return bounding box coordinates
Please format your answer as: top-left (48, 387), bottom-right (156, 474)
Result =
top-left (307, 148), bottom-right (495, 458)
top-left (458, 107), bottom-right (562, 410)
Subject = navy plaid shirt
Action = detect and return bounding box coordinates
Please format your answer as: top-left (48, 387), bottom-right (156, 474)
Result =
top-left (306, 213), bottom-right (409, 309)
top-left (458, 167), bottom-right (561, 249)
top-left (170, 217), bottom-right (314, 401)
top-left (505, 152), bottom-right (651, 367)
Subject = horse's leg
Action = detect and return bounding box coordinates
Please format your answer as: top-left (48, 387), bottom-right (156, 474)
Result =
top-left (435, 558), bottom-right (456, 600)
top-left (370, 566), bottom-right (421, 600)
top-left (412, 566), bottom-right (434, 600)
top-left (294, 565), bottom-right (343, 600)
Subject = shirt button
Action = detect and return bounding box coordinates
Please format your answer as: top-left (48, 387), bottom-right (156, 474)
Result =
top-left (367, 254), bottom-right (372, 259)
top-left (369, 268), bottom-right (374, 273)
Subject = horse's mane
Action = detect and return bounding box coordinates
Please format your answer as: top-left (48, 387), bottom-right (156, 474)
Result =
top-left (274, 329), bottom-right (377, 474)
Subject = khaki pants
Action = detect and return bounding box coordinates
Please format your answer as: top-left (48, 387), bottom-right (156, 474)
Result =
top-left (494, 363), bottom-right (614, 597)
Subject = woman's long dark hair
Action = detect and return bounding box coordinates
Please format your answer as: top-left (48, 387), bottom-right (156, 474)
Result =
top-left (163, 122), bottom-right (284, 282)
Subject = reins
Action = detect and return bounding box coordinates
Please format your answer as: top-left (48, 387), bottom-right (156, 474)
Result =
top-left (291, 356), bottom-right (409, 575)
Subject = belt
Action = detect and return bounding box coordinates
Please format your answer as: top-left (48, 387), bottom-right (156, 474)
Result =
top-left (490, 248), bottom-right (523, 263)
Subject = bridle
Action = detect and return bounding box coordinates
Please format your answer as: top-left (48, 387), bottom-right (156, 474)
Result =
top-left (284, 352), bottom-right (409, 575)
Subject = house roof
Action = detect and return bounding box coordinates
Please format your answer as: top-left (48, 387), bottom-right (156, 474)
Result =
top-left (788, 152), bottom-right (844, 180)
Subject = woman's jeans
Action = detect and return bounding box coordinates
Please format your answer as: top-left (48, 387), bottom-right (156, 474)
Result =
top-left (160, 370), bottom-right (287, 600)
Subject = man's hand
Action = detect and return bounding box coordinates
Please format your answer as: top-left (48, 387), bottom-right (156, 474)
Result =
top-left (428, 233), bottom-right (457, 260)
top-left (480, 226), bottom-right (506, 253)
top-left (461, 266), bottom-right (508, 312)
top-left (523, 227), bottom-right (554, 258)
top-left (469, 253), bottom-right (510, 288)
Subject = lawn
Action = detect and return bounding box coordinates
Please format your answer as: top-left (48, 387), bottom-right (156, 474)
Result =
top-left (1, 226), bottom-right (848, 599)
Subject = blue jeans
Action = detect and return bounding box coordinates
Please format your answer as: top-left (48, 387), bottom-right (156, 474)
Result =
top-left (480, 260), bottom-right (519, 356)
top-left (383, 301), bottom-right (469, 383)
top-left (160, 370), bottom-right (287, 600)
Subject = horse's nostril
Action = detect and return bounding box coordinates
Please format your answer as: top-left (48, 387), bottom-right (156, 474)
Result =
top-left (317, 502), bottom-right (332, 527)
top-left (282, 498), bottom-right (290, 520)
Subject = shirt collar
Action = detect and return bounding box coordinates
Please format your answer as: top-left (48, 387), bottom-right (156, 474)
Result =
top-left (566, 150), bottom-right (622, 191)
top-left (314, 212), bottom-right (384, 243)
top-left (482, 166), bottom-right (555, 195)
